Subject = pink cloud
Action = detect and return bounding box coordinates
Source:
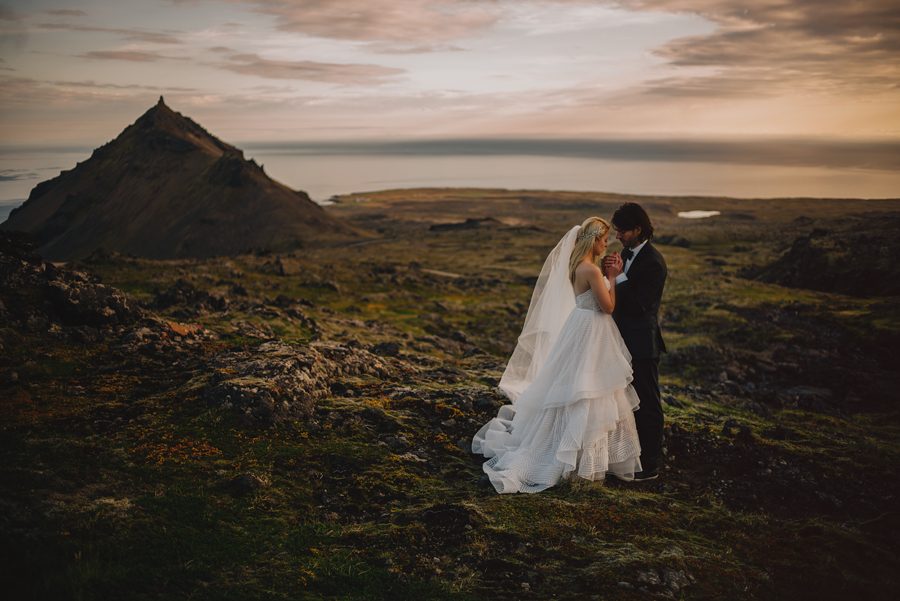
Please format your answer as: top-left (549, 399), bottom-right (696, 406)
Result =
top-left (217, 53), bottom-right (405, 84)
top-left (622, 0), bottom-right (900, 98)
top-left (80, 51), bottom-right (165, 62)
top-left (207, 0), bottom-right (498, 47)
top-left (46, 9), bottom-right (88, 17)
top-left (39, 23), bottom-right (181, 44)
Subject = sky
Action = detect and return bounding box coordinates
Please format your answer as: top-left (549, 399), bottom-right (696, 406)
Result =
top-left (1, 0), bottom-right (899, 148)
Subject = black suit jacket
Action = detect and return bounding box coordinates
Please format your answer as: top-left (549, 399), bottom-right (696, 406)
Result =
top-left (612, 241), bottom-right (667, 360)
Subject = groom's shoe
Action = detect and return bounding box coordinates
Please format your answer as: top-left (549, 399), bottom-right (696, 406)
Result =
top-left (609, 472), bottom-right (634, 483)
top-left (632, 468), bottom-right (659, 482)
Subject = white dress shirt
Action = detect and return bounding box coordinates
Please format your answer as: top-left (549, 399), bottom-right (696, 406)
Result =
top-left (615, 240), bottom-right (647, 284)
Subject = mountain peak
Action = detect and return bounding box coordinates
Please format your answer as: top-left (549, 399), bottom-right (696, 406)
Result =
top-left (1, 101), bottom-right (366, 260)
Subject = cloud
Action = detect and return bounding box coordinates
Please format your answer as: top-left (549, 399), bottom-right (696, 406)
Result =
top-left (203, 0), bottom-right (499, 48)
top-left (621, 0), bottom-right (900, 99)
top-left (0, 169), bottom-right (40, 182)
top-left (216, 53), bottom-right (405, 84)
top-left (52, 80), bottom-right (198, 92)
top-left (46, 10), bottom-right (87, 17)
top-left (368, 43), bottom-right (466, 55)
top-left (39, 23), bottom-right (181, 44)
top-left (80, 51), bottom-right (166, 62)
top-left (0, 6), bottom-right (23, 21)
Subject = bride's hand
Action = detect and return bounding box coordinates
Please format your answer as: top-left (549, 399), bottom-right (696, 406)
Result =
top-left (603, 253), bottom-right (623, 277)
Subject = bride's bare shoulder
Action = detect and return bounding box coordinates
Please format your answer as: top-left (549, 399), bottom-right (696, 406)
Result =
top-left (575, 260), bottom-right (601, 274)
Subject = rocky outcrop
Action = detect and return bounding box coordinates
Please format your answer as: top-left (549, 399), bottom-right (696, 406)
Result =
top-left (748, 223), bottom-right (900, 297)
top-left (0, 231), bottom-right (146, 341)
top-left (203, 340), bottom-right (392, 426)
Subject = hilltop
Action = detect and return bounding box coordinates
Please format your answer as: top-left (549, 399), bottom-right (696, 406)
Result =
top-left (0, 98), bottom-right (366, 261)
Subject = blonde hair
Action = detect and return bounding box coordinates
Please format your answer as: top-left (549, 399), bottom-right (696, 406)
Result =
top-left (568, 217), bottom-right (610, 283)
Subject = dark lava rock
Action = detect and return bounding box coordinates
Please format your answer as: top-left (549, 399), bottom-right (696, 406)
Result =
top-left (0, 230), bottom-right (146, 334)
top-left (230, 473), bottom-right (267, 496)
top-left (231, 320), bottom-right (277, 340)
top-left (373, 341), bottom-right (401, 357)
top-left (752, 225), bottom-right (900, 297)
top-left (427, 366), bottom-right (469, 383)
top-left (151, 278), bottom-right (229, 314)
top-left (204, 340), bottom-right (392, 427)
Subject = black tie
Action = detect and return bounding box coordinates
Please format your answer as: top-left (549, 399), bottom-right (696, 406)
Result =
top-left (621, 248), bottom-right (634, 263)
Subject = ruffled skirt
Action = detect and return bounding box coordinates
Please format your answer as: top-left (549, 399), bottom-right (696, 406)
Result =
top-left (473, 306), bottom-right (641, 493)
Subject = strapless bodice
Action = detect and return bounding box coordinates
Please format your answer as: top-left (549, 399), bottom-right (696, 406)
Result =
top-left (574, 278), bottom-right (610, 310)
top-left (575, 290), bottom-right (599, 310)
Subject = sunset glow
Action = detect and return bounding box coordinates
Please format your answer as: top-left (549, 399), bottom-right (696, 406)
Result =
top-left (2, 0), bottom-right (898, 147)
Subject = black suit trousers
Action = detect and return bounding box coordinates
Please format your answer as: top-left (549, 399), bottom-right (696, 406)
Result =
top-left (632, 357), bottom-right (663, 472)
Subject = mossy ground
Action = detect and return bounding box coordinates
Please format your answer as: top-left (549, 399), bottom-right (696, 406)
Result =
top-left (2, 189), bottom-right (899, 600)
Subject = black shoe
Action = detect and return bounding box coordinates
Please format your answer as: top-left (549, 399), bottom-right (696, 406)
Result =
top-left (633, 468), bottom-right (658, 482)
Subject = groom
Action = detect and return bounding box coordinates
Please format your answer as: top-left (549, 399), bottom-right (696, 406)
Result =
top-left (603, 202), bottom-right (667, 482)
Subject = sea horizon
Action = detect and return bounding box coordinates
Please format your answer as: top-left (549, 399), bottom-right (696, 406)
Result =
top-left (2, 138), bottom-right (899, 224)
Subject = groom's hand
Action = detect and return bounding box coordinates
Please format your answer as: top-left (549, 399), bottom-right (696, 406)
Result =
top-left (602, 252), bottom-right (623, 276)
top-left (611, 253), bottom-right (624, 276)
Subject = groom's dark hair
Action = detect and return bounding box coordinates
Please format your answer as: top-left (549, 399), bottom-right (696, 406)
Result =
top-left (612, 202), bottom-right (654, 242)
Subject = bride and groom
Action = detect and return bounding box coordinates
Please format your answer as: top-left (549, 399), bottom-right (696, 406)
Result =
top-left (472, 202), bottom-right (667, 493)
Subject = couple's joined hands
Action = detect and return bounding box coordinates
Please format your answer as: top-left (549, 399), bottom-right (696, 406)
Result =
top-left (602, 252), bottom-right (624, 278)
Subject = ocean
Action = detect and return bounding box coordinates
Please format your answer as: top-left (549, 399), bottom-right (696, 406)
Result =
top-left (2, 140), bottom-right (898, 223)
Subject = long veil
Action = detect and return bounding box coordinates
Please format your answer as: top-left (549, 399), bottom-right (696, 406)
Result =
top-left (498, 225), bottom-right (580, 402)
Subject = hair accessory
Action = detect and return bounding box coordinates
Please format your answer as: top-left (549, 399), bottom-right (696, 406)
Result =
top-left (578, 226), bottom-right (603, 241)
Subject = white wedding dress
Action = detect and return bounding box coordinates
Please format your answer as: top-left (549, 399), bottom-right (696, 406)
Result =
top-left (472, 226), bottom-right (642, 493)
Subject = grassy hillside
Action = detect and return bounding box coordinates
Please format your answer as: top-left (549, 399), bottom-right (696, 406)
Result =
top-left (1, 189), bottom-right (899, 600)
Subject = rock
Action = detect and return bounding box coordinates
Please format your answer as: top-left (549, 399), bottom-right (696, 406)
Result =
top-left (384, 436), bottom-right (410, 450)
top-left (475, 397), bottom-right (502, 412)
top-left (361, 407), bottom-right (387, 423)
top-left (70, 325), bottom-right (103, 343)
top-left (415, 335), bottom-right (459, 354)
top-left (427, 366), bottom-right (468, 383)
top-left (774, 426), bottom-right (794, 440)
top-left (662, 394), bottom-right (684, 408)
top-left (786, 385), bottom-right (834, 411)
top-left (456, 439), bottom-right (472, 454)
top-left (231, 320), bottom-right (277, 340)
top-left (753, 468), bottom-right (772, 482)
top-left (462, 346), bottom-right (488, 358)
top-left (448, 330), bottom-right (471, 344)
top-left (204, 340), bottom-right (391, 426)
top-left (661, 568), bottom-right (692, 593)
top-left (372, 341), bottom-right (401, 357)
top-left (230, 473), bottom-right (267, 496)
top-left (151, 278), bottom-right (230, 314)
top-left (636, 570), bottom-right (661, 587)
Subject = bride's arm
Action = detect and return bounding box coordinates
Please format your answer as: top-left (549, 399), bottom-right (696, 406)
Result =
top-left (585, 263), bottom-right (615, 314)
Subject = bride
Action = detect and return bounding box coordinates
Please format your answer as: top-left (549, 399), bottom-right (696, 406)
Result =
top-left (472, 217), bottom-right (642, 493)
